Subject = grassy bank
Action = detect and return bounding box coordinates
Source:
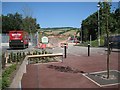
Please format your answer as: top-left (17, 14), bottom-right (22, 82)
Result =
top-left (75, 37), bottom-right (105, 47)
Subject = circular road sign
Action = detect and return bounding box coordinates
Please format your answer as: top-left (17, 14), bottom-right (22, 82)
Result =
top-left (41, 36), bottom-right (48, 44)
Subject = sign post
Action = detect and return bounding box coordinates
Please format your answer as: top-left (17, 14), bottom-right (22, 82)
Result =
top-left (41, 36), bottom-right (48, 53)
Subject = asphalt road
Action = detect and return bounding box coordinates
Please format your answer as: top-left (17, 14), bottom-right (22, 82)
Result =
top-left (1, 33), bottom-right (107, 56)
top-left (1, 41), bottom-right (107, 58)
top-left (1, 42), bottom-right (37, 53)
top-left (52, 44), bottom-right (107, 57)
top-left (68, 46), bottom-right (107, 56)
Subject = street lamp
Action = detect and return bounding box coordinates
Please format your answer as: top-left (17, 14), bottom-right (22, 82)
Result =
top-left (97, 3), bottom-right (100, 46)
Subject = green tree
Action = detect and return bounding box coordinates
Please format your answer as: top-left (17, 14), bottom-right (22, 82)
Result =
top-left (81, 12), bottom-right (98, 41)
top-left (98, 1), bottom-right (113, 79)
top-left (81, 1), bottom-right (120, 79)
top-left (21, 16), bottom-right (39, 33)
top-left (36, 24), bottom-right (40, 29)
top-left (2, 12), bottom-right (22, 33)
top-left (81, 2), bottom-right (119, 43)
top-left (114, 8), bottom-right (120, 33)
top-left (2, 12), bottom-right (40, 33)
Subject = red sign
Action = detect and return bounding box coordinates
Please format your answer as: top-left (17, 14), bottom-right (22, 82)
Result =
top-left (10, 32), bottom-right (22, 40)
top-left (40, 44), bottom-right (46, 49)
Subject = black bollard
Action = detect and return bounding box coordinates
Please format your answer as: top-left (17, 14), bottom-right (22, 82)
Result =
top-left (88, 44), bottom-right (90, 56)
top-left (64, 44), bottom-right (67, 58)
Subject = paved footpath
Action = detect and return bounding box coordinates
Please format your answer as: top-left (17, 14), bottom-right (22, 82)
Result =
top-left (21, 52), bottom-right (119, 88)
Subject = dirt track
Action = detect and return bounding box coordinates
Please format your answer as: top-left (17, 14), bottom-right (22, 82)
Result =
top-left (48, 36), bottom-right (68, 47)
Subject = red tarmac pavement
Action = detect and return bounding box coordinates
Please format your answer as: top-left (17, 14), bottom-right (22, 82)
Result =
top-left (21, 52), bottom-right (119, 88)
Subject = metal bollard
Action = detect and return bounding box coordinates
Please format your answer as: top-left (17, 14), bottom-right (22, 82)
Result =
top-left (88, 44), bottom-right (90, 56)
top-left (64, 44), bottom-right (67, 58)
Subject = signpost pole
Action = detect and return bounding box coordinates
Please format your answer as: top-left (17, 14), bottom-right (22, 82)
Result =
top-left (41, 36), bottom-right (48, 54)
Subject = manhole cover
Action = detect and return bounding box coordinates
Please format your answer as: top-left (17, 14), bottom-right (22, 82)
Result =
top-left (83, 70), bottom-right (120, 87)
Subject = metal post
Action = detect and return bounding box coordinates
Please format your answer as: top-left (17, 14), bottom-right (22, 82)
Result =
top-left (88, 44), bottom-right (90, 56)
top-left (64, 44), bottom-right (67, 58)
top-left (36, 31), bottom-right (39, 46)
top-left (90, 35), bottom-right (92, 46)
top-left (97, 4), bottom-right (100, 46)
top-left (81, 29), bottom-right (82, 43)
top-left (29, 26), bottom-right (33, 46)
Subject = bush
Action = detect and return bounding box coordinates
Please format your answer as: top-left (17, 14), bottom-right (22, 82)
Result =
top-left (75, 37), bottom-right (105, 47)
top-left (2, 53), bottom-right (6, 69)
top-left (28, 50), bottom-right (53, 64)
top-left (2, 64), bottom-right (17, 89)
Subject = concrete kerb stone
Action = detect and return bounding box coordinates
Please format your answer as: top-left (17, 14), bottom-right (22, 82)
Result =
top-left (9, 53), bottom-right (63, 88)
top-left (10, 56), bottom-right (28, 88)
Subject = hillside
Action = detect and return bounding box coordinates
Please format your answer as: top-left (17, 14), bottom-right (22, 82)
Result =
top-left (38, 27), bottom-right (79, 37)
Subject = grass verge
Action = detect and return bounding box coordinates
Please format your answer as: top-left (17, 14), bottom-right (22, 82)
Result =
top-left (2, 64), bottom-right (17, 90)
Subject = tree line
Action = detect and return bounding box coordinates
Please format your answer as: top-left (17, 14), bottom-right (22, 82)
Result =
top-left (81, 2), bottom-right (120, 42)
top-left (2, 12), bottom-right (40, 33)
